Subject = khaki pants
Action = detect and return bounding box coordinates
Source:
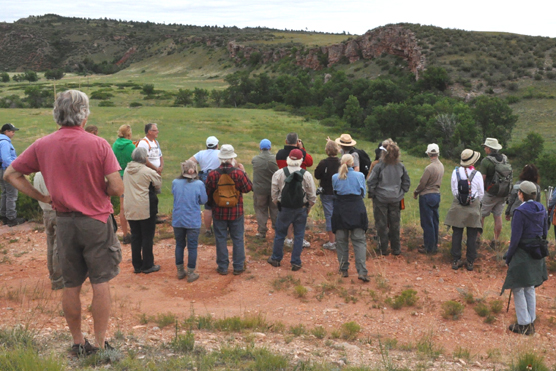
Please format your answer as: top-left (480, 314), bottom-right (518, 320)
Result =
top-left (253, 193), bottom-right (278, 235)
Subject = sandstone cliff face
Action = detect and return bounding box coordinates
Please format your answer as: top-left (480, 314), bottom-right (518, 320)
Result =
top-left (227, 25), bottom-right (426, 77)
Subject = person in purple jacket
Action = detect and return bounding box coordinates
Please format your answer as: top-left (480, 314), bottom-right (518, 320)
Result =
top-left (501, 181), bottom-right (548, 336)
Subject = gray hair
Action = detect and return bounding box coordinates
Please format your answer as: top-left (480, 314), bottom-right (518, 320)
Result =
top-left (286, 132), bottom-right (298, 145)
top-left (131, 147), bottom-right (148, 164)
top-left (220, 158), bottom-right (234, 165)
top-left (286, 157), bottom-right (303, 168)
top-left (52, 90), bottom-right (90, 127)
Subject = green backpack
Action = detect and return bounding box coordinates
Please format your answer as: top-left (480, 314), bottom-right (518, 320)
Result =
top-left (486, 156), bottom-right (513, 198)
top-left (281, 168), bottom-right (306, 209)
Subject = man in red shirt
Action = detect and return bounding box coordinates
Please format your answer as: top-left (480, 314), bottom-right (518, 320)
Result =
top-left (275, 132), bottom-right (313, 170)
top-left (205, 144), bottom-right (252, 275)
top-left (4, 90), bottom-right (123, 356)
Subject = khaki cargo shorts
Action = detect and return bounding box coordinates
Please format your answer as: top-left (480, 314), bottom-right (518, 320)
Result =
top-left (481, 193), bottom-right (506, 217)
top-left (57, 214), bottom-right (122, 287)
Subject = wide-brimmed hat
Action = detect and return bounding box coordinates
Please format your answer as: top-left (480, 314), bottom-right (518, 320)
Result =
top-left (426, 143), bottom-right (439, 155)
top-left (181, 160), bottom-right (198, 179)
top-left (218, 144), bottom-right (237, 159)
top-left (206, 136), bottom-right (219, 148)
top-left (335, 133), bottom-right (356, 147)
top-left (483, 137), bottom-right (502, 150)
top-left (460, 149), bottom-right (481, 167)
top-left (519, 181), bottom-right (537, 195)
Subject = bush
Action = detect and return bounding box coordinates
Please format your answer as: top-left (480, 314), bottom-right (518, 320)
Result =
top-left (171, 331), bottom-right (195, 353)
top-left (489, 300), bottom-right (503, 314)
top-left (129, 102), bottom-right (143, 107)
top-left (387, 289), bottom-right (418, 309)
top-left (510, 352), bottom-right (549, 371)
top-left (310, 326), bottom-right (326, 339)
top-left (340, 321), bottom-right (361, 340)
top-left (474, 302), bottom-right (489, 317)
top-left (98, 101), bottom-right (115, 107)
top-left (293, 285), bottom-right (308, 298)
top-left (441, 301), bottom-right (465, 320)
top-left (90, 91), bottom-right (114, 100)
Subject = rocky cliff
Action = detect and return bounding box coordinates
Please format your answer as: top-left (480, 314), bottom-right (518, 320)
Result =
top-left (228, 25), bottom-right (426, 77)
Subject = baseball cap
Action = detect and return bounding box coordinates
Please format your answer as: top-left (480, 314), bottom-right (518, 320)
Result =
top-left (426, 143), bottom-right (439, 155)
top-left (206, 136), bottom-right (219, 148)
top-left (289, 149), bottom-right (303, 160)
top-left (519, 181), bottom-right (537, 195)
top-left (1, 123), bottom-right (19, 132)
top-left (260, 139), bottom-right (271, 150)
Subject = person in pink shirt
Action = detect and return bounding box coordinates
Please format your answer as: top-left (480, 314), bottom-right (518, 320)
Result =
top-left (4, 90), bottom-right (123, 356)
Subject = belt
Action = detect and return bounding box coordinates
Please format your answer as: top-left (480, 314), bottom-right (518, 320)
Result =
top-left (56, 211), bottom-right (85, 217)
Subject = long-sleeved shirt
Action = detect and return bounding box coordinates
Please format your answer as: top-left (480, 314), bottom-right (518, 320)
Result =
top-left (367, 161), bottom-right (410, 203)
top-left (172, 178), bottom-right (207, 229)
top-left (205, 163), bottom-right (253, 220)
top-left (0, 134), bottom-right (17, 169)
top-left (506, 200), bottom-right (548, 264)
top-left (413, 157), bottom-right (444, 196)
top-left (332, 168), bottom-right (366, 197)
top-left (275, 145), bottom-right (313, 170)
top-left (251, 150), bottom-right (279, 196)
top-left (450, 166), bottom-right (484, 202)
top-left (271, 165), bottom-right (316, 206)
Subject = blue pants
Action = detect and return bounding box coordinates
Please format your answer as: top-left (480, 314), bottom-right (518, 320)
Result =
top-left (513, 286), bottom-right (536, 325)
top-left (320, 194), bottom-right (335, 232)
top-left (0, 167), bottom-right (18, 220)
top-left (419, 193), bottom-right (440, 252)
top-left (213, 216), bottom-right (245, 272)
top-left (174, 227), bottom-right (200, 269)
top-left (271, 207), bottom-right (308, 266)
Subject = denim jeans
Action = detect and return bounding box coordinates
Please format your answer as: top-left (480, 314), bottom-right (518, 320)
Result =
top-left (271, 207), bottom-right (308, 266)
top-left (128, 215), bottom-right (156, 271)
top-left (213, 215), bottom-right (245, 272)
top-left (336, 228), bottom-right (368, 277)
top-left (320, 194), bottom-right (335, 232)
top-left (174, 227), bottom-right (200, 269)
top-left (513, 286), bottom-right (536, 325)
top-left (419, 193), bottom-right (440, 252)
top-left (0, 167), bottom-right (18, 220)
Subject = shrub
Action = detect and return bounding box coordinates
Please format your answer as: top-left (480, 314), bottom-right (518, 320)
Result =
top-left (293, 285), bottom-right (308, 298)
top-left (387, 289), bottom-right (418, 309)
top-left (510, 352), bottom-right (549, 371)
top-left (474, 302), bottom-right (489, 317)
top-left (98, 101), bottom-right (115, 107)
top-left (489, 300), bottom-right (503, 314)
top-left (508, 82), bottom-right (519, 91)
top-left (155, 312), bottom-right (176, 329)
top-left (290, 324), bottom-right (305, 336)
top-left (340, 321), bottom-right (361, 340)
top-left (310, 326), bottom-right (326, 339)
top-left (129, 102), bottom-right (143, 107)
top-left (90, 91), bottom-right (114, 100)
top-left (441, 301), bottom-right (464, 320)
top-left (171, 331), bottom-right (195, 353)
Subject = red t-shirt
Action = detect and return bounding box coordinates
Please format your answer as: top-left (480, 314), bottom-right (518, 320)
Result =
top-left (11, 126), bottom-right (121, 222)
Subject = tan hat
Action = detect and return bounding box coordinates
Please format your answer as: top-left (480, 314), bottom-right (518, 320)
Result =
top-left (460, 149), bottom-right (481, 167)
top-left (218, 144), bottom-right (237, 159)
top-left (181, 160), bottom-right (198, 179)
top-left (335, 133), bottom-right (356, 147)
top-left (483, 137), bottom-right (502, 150)
top-left (519, 181), bottom-right (537, 195)
top-left (426, 143), bottom-right (439, 155)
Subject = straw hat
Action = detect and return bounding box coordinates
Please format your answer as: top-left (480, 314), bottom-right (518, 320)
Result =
top-left (335, 133), bottom-right (356, 147)
top-left (483, 137), bottom-right (502, 150)
top-left (460, 149), bottom-right (481, 167)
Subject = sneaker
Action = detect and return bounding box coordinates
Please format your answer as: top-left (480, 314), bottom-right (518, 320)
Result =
top-left (142, 265), bottom-right (160, 274)
top-left (267, 257), bottom-right (280, 267)
top-left (0, 216), bottom-right (8, 225)
top-left (122, 233), bottom-right (132, 244)
top-left (452, 260), bottom-right (463, 270)
top-left (302, 239), bottom-right (310, 248)
top-left (284, 238), bottom-right (293, 247)
top-left (374, 248), bottom-right (389, 256)
top-left (71, 338), bottom-right (99, 357)
top-left (216, 268), bottom-right (228, 275)
top-left (6, 218), bottom-right (26, 227)
top-left (291, 264), bottom-right (302, 271)
top-left (466, 261), bottom-right (474, 271)
top-left (255, 232), bottom-right (266, 239)
top-left (358, 275), bottom-right (370, 282)
top-left (323, 241), bottom-right (336, 250)
top-left (340, 270), bottom-right (348, 278)
top-left (133, 268), bottom-right (141, 274)
top-left (392, 250), bottom-right (401, 256)
top-left (204, 228), bottom-right (213, 237)
top-left (155, 216), bottom-right (165, 224)
top-left (233, 268), bottom-right (245, 275)
top-left (509, 323), bottom-right (534, 335)
top-left (418, 247), bottom-right (427, 254)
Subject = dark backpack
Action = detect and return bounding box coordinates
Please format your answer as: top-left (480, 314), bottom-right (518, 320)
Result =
top-left (349, 148), bottom-right (371, 178)
top-left (456, 166), bottom-right (477, 206)
top-left (281, 168), bottom-right (306, 209)
top-left (485, 156), bottom-right (512, 197)
top-left (213, 168), bottom-right (239, 207)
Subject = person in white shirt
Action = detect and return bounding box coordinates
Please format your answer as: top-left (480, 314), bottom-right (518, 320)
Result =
top-left (137, 123), bottom-right (163, 174)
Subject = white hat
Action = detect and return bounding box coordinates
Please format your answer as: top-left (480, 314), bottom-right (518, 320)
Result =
top-left (460, 149), bottom-right (481, 167)
top-left (426, 143), bottom-right (439, 155)
top-left (206, 136), bottom-right (219, 148)
top-left (218, 144), bottom-right (237, 159)
top-left (483, 137), bottom-right (502, 150)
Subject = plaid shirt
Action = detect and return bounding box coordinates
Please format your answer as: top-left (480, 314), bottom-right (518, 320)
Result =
top-left (206, 163), bottom-right (253, 220)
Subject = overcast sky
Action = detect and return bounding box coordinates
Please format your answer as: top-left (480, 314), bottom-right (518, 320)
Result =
top-left (2, 0), bottom-right (556, 37)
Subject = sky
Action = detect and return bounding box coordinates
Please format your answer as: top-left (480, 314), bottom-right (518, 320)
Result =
top-left (2, 0), bottom-right (556, 37)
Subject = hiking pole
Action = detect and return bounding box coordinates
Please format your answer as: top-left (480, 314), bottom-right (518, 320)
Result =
top-left (507, 290), bottom-right (512, 313)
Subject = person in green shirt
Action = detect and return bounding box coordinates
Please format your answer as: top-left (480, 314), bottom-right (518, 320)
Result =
top-left (113, 124), bottom-right (136, 244)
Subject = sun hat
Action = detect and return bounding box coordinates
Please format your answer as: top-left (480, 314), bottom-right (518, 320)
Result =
top-left (425, 143), bottom-right (439, 155)
top-left (206, 136), bottom-right (219, 148)
top-left (260, 139), bottom-right (271, 150)
top-left (335, 133), bottom-right (356, 147)
top-left (519, 181), bottom-right (537, 195)
top-left (1, 123), bottom-right (19, 132)
top-left (460, 149), bottom-right (481, 167)
top-left (218, 144), bottom-right (237, 159)
top-left (289, 149), bottom-right (303, 160)
top-left (483, 137), bottom-right (502, 150)
top-left (181, 160), bottom-right (198, 179)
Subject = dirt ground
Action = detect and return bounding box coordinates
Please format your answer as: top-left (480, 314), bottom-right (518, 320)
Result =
top-left (1, 215), bottom-right (556, 369)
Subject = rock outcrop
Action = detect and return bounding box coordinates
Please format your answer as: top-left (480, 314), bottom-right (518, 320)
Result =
top-left (228, 25), bottom-right (426, 77)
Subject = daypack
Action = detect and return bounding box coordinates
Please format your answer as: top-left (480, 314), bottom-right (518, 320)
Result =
top-left (134, 138), bottom-right (160, 149)
top-left (456, 166), bottom-right (477, 206)
top-left (485, 156), bottom-right (512, 197)
top-left (281, 168), bottom-right (306, 209)
top-left (213, 168), bottom-right (239, 207)
top-left (349, 147), bottom-right (371, 178)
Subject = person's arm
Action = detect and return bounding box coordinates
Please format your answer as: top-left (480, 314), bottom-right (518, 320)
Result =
top-left (271, 172), bottom-right (281, 204)
top-left (303, 172), bottom-right (317, 207)
top-left (235, 165), bottom-right (253, 194)
top-left (358, 173), bottom-right (366, 198)
top-left (150, 170), bottom-right (162, 191)
top-left (105, 171), bottom-right (124, 197)
top-left (475, 172), bottom-right (485, 201)
top-left (505, 185), bottom-right (519, 220)
top-left (198, 182), bottom-right (208, 205)
top-left (400, 165), bottom-right (411, 193)
top-left (506, 210), bottom-right (524, 264)
top-left (3, 165), bottom-right (51, 204)
top-left (188, 155), bottom-right (198, 164)
top-left (450, 169), bottom-right (458, 198)
top-left (314, 160), bottom-right (325, 180)
top-left (367, 164), bottom-right (380, 198)
top-left (413, 167), bottom-right (431, 199)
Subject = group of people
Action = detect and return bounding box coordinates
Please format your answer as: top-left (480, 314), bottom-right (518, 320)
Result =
top-left (0, 89), bottom-right (549, 356)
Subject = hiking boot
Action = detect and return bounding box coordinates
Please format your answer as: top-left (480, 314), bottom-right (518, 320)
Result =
top-left (267, 257), bottom-right (280, 267)
top-left (133, 268), bottom-right (141, 274)
top-left (205, 228), bottom-right (213, 237)
top-left (155, 216), bottom-right (165, 224)
top-left (291, 264), bottom-right (302, 272)
top-left (142, 265), bottom-right (160, 274)
top-left (255, 232), bottom-right (266, 239)
top-left (176, 264), bottom-right (186, 280)
top-left (509, 323), bottom-right (535, 335)
top-left (187, 268), bottom-right (199, 282)
top-left (375, 248), bottom-right (389, 256)
top-left (0, 216), bottom-right (8, 225)
top-left (233, 268), bottom-right (245, 276)
top-left (392, 250), bottom-right (401, 256)
top-left (323, 241), bottom-right (336, 250)
top-left (418, 246), bottom-right (427, 254)
top-left (452, 260), bottom-right (463, 270)
top-left (302, 239), bottom-right (310, 248)
top-left (340, 270), bottom-right (348, 278)
top-left (6, 218), bottom-right (26, 227)
top-left (466, 261), bottom-right (474, 271)
top-left (122, 233), bottom-right (132, 245)
top-left (216, 267), bottom-right (228, 275)
top-left (71, 338), bottom-right (98, 357)
top-left (358, 275), bottom-right (370, 283)
top-left (284, 238), bottom-right (293, 247)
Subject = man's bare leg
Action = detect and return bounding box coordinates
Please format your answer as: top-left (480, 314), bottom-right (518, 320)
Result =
top-left (203, 210), bottom-right (212, 231)
top-left (91, 282), bottom-right (111, 349)
top-left (493, 215), bottom-right (502, 241)
top-left (63, 285), bottom-right (84, 345)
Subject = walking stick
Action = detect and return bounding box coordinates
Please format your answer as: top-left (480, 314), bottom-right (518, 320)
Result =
top-left (506, 290), bottom-right (512, 313)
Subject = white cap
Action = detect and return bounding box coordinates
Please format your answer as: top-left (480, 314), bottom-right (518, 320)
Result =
top-left (426, 143), bottom-right (439, 155)
top-left (206, 136), bottom-right (219, 148)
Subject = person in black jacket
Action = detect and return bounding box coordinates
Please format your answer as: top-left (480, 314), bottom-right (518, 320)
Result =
top-left (314, 140), bottom-right (341, 250)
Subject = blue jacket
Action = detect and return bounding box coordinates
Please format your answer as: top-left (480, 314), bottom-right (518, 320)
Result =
top-left (0, 134), bottom-right (17, 169)
top-left (506, 200), bottom-right (548, 264)
top-left (172, 178), bottom-right (207, 229)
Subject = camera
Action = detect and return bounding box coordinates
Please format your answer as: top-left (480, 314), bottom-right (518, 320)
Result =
top-left (316, 187), bottom-right (324, 196)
